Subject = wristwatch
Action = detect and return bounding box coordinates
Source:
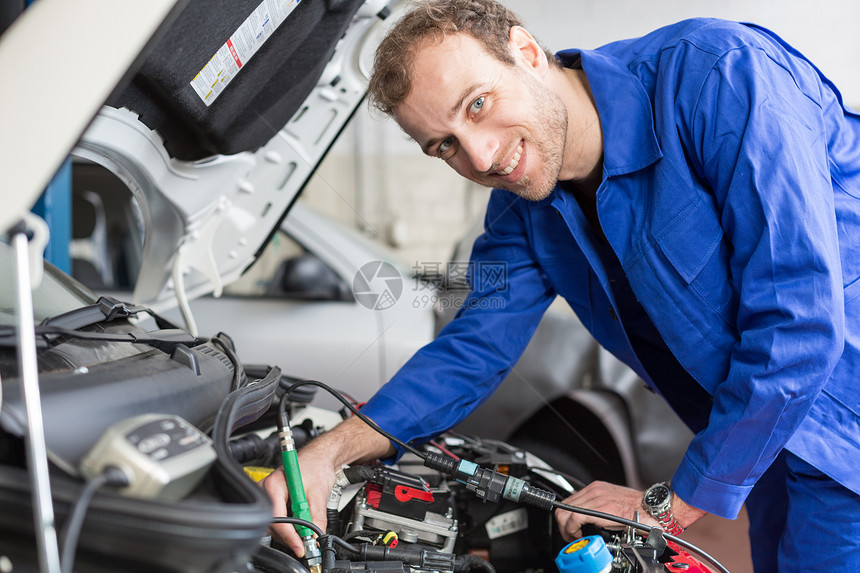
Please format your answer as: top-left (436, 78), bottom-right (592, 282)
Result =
top-left (642, 482), bottom-right (684, 536)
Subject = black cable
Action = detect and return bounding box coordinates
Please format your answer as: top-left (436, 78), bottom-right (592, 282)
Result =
top-left (278, 389), bottom-right (296, 423)
top-left (229, 433), bottom-right (278, 465)
top-left (551, 500), bottom-right (730, 573)
top-left (342, 465), bottom-right (377, 484)
top-left (60, 474), bottom-right (109, 573)
top-left (342, 529), bottom-right (378, 542)
top-left (282, 380), bottom-right (728, 573)
top-left (284, 380), bottom-right (426, 459)
top-left (327, 535), bottom-right (361, 555)
top-left (271, 516), bottom-right (326, 539)
top-left (270, 517), bottom-right (361, 558)
top-left (455, 554), bottom-right (496, 573)
top-left (325, 507), bottom-right (340, 535)
top-left (59, 466), bottom-right (129, 573)
top-left (321, 535), bottom-right (337, 572)
top-left (277, 373), bottom-right (319, 404)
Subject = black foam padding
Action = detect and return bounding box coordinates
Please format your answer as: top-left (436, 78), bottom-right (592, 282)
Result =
top-left (110, 0), bottom-right (364, 160)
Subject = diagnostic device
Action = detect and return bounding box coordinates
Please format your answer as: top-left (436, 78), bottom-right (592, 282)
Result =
top-left (79, 413), bottom-right (216, 501)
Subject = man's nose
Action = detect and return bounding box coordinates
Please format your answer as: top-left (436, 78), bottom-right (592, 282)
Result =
top-left (460, 132), bottom-right (498, 174)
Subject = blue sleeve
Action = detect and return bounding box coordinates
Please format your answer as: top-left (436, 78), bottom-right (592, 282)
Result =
top-left (670, 43), bottom-right (844, 517)
top-left (360, 190), bottom-right (556, 458)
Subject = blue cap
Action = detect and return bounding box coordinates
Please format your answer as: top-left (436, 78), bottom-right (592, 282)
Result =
top-left (555, 536), bottom-right (613, 573)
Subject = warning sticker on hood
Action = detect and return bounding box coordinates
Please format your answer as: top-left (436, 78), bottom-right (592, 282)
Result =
top-left (190, 0), bottom-right (302, 106)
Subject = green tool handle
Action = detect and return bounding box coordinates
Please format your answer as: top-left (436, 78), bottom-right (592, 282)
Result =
top-left (281, 449), bottom-right (313, 538)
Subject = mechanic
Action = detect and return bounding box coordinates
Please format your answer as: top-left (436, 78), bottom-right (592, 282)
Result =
top-left (265, 1), bottom-right (860, 570)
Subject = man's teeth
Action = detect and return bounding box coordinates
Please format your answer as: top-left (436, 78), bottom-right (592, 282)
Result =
top-left (498, 145), bottom-right (522, 176)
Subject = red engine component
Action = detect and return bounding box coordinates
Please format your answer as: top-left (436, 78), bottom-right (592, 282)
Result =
top-left (666, 540), bottom-right (719, 573)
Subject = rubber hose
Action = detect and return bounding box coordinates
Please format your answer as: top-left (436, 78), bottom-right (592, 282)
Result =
top-left (252, 545), bottom-right (310, 573)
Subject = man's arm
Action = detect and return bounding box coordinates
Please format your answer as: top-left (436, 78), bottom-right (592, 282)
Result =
top-left (263, 415), bottom-right (393, 556)
top-left (669, 35), bottom-right (844, 517)
top-left (356, 190), bottom-right (557, 455)
top-left (265, 191), bottom-right (556, 553)
top-left (554, 482), bottom-right (707, 541)
top-left (556, 27), bottom-right (847, 535)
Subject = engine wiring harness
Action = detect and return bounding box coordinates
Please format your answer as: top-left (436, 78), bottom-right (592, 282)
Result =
top-left (9, 338), bottom-right (732, 573)
top-left (31, 340), bottom-right (730, 573)
top-left (267, 379), bottom-right (732, 573)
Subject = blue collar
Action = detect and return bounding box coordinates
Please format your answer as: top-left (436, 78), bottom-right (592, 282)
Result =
top-left (555, 48), bottom-right (663, 177)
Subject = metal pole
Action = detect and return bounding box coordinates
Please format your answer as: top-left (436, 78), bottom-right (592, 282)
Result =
top-left (12, 225), bottom-right (61, 573)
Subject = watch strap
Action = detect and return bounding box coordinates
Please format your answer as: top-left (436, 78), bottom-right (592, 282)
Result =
top-left (642, 483), bottom-right (685, 536)
top-left (652, 506), bottom-right (684, 536)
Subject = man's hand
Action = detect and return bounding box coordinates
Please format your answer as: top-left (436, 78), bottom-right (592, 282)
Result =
top-left (262, 450), bottom-right (338, 557)
top-left (261, 415), bottom-right (395, 556)
top-left (554, 481), bottom-right (706, 541)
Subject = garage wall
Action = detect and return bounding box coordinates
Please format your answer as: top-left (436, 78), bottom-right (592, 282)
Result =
top-left (300, 0), bottom-right (860, 267)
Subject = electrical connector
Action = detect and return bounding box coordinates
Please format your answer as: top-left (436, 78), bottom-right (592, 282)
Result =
top-left (423, 452), bottom-right (556, 510)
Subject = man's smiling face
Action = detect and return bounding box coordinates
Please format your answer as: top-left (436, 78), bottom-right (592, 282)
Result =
top-left (393, 31), bottom-right (569, 201)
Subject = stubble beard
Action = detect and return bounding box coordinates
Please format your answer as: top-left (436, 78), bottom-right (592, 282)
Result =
top-left (496, 73), bottom-right (569, 202)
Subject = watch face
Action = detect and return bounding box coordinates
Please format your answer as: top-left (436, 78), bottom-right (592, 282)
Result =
top-left (644, 484), bottom-right (670, 507)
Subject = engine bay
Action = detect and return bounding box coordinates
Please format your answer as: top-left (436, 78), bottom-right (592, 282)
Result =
top-left (0, 282), bottom-right (726, 573)
top-left (248, 379), bottom-right (723, 573)
top-left (0, 356), bottom-right (726, 573)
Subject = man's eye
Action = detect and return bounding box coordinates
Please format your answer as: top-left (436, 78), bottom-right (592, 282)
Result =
top-left (469, 96), bottom-right (485, 114)
top-left (439, 137), bottom-right (455, 154)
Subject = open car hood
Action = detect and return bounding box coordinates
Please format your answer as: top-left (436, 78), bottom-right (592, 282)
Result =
top-left (73, 0), bottom-right (397, 311)
top-left (4, 0), bottom-right (397, 311)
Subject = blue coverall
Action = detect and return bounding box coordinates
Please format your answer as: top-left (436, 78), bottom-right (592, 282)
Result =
top-left (361, 19), bottom-right (860, 570)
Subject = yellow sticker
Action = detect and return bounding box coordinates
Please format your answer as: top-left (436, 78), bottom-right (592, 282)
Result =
top-left (563, 538), bottom-right (591, 554)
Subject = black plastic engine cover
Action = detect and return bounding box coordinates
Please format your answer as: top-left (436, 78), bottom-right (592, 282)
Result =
top-left (0, 330), bottom-right (235, 473)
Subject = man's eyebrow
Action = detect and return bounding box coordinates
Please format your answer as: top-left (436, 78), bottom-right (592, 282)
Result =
top-left (418, 133), bottom-right (441, 155)
top-left (449, 82), bottom-right (483, 118)
top-left (418, 82), bottom-right (485, 154)
top-left (415, 82), bottom-right (486, 154)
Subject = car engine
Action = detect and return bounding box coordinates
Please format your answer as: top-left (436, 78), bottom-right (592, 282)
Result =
top-left (226, 378), bottom-right (725, 573)
top-left (0, 302), bottom-right (726, 573)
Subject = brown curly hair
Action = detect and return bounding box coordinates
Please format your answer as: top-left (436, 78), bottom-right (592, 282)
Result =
top-left (368, 0), bottom-right (556, 115)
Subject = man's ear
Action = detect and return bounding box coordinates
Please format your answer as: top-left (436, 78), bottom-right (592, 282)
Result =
top-left (509, 26), bottom-right (547, 76)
